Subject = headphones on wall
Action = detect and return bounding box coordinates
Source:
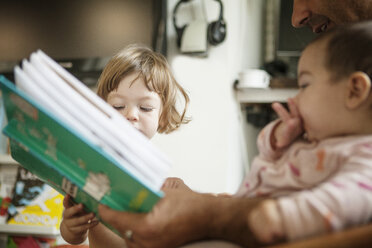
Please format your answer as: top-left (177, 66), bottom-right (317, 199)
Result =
top-left (172, 0), bottom-right (227, 48)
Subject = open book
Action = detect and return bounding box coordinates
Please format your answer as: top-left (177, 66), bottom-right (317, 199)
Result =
top-left (0, 50), bottom-right (171, 231)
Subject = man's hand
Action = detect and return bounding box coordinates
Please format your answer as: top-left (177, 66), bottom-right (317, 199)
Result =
top-left (98, 188), bottom-right (212, 248)
top-left (161, 177), bottom-right (192, 191)
top-left (271, 98), bottom-right (304, 149)
top-left (248, 199), bottom-right (286, 244)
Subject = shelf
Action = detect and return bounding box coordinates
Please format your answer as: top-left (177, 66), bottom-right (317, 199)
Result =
top-left (0, 156), bottom-right (60, 238)
top-left (235, 87), bottom-right (298, 103)
top-left (0, 224), bottom-right (59, 237)
top-left (0, 154), bottom-right (17, 165)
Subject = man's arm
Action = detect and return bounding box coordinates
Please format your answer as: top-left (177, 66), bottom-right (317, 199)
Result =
top-left (98, 188), bottom-right (266, 248)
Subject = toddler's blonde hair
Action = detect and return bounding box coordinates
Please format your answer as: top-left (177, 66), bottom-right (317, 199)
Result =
top-left (97, 44), bottom-right (190, 133)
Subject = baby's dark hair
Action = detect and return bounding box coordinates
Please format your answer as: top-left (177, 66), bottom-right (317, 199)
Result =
top-left (310, 21), bottom-right (372, 81)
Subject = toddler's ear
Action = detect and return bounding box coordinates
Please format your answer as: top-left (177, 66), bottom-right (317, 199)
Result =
top-left (345, 72), bottom-right (371, 109)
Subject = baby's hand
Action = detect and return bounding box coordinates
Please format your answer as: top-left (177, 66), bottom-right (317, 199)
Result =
top-left (248, 199), bottom-right (285, 244)
top-left (60, 195), bottom-right (98, 244)
top-left (161, 177), bottom-right (192, 191)
top-left (271, 98), bottom-right (304, 149)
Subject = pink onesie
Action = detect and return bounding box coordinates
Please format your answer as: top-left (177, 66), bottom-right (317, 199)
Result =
top-left (236, 120), bottom-right (372, 240)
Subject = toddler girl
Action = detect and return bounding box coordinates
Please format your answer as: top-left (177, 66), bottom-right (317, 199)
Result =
top-left (60, 44), bottom-right (190, 247)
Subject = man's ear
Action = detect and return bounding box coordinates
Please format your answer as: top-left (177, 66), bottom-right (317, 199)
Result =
top-left (345, 72), bottom-right (371, 109)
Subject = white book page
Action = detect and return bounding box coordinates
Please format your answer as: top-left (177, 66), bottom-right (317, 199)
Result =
top-left (25, 54), bottom-right (162, 189)
top-left (15, 64), bottom-right (100, 147)
top-left (36, 50), bottom-right (171, 171)
top-left (15, 65), bottom-right (157, 191)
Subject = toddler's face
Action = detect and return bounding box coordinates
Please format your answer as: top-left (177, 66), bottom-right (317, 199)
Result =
top-left (294, 40), bottom-right (349, 141)
top-left (106, 73), bottom-right (162, 139)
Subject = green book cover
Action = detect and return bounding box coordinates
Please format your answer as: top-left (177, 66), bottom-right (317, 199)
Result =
top-left (0, 70), bottom-right (164, 232)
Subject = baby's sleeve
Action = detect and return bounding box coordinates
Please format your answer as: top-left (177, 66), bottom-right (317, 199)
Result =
top-left (256, 119), bottom-right (283, 161)
top-left (277, 143), bottom-right (372, 240)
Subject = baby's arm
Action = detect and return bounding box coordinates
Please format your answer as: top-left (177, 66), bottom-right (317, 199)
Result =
top-left (60, 195), bottom-right (98, 244)
top-left (271, 98), bottom-right (304, 149)
top-left (248, 199), bottom-right (286, 243)
top-left (249, 198), bottom-right (326, 243)
top-left (254, 99), bottom-right (304, 161)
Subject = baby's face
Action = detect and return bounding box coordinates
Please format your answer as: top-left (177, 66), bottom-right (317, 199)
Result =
top-left (294, 40), bottom-right (349, 141)
top-left (106, 73), bottom-right (162, 139)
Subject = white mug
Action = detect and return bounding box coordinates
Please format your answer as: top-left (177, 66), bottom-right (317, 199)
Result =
top-left (238, 69), bottom-right (271, 88)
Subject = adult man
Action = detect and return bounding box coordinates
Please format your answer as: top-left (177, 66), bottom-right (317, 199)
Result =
top-left (97, 2), bottom-right (372, 248)
top-left (291, 0), bottom-right (372, 33)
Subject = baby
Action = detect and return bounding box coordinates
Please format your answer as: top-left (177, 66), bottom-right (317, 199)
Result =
top-left (242, 21), bottom-right (372, 243)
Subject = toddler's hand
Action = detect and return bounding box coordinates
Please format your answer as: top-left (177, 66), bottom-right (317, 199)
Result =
top-left (248, 199), bottom-right (285, 244)
top-left (60, 195), bottom-right (98, 244)
top-left (271, 98), bottom-right (304, 149)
